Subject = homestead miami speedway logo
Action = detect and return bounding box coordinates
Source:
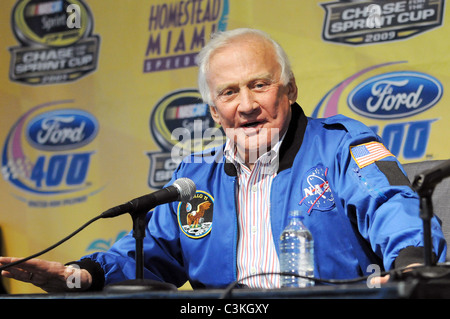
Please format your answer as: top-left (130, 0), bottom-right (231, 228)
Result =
top-left (143, 0), bottom-right (229, 73)
top-left (1, 100), bottom-right (103, 207)
top-left (9, 0), bottom-right (100, 85)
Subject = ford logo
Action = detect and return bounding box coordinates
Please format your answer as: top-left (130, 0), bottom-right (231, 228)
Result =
top-left (348, 71), bottom-right (443, 119)
top-left (26, 109), bottom-right (99, 151)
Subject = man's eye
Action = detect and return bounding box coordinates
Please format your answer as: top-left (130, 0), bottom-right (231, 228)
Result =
top-left (220, 89), bottom-right (235, 97)
top-left (216, 89), bottom-right (236, 102)
top-left (254, 82), bottom-right (270, 90)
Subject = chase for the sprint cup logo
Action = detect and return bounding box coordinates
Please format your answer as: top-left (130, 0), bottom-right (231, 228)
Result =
top-left (321, 0), bottom-right (444, 45)
top-left (1, 100), bottom-right (102, 208)
top-left (9, 0), bottom-right (100, 85)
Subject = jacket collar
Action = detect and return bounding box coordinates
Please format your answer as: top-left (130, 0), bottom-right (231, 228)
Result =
top-left (224, 103), bottom-right (308, 176)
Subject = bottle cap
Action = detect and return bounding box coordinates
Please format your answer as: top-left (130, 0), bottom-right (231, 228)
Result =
top-left (288, 210), bottom-right (304, 219)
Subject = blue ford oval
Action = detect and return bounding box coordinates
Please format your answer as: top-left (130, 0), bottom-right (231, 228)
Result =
top-left (348, 71), bottom-right (443, 120)
top-left (26, 109), bottom-right (99, 151)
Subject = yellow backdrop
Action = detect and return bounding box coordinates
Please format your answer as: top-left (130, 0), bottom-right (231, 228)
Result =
top-left (0, 0), bottom-right (448, 293)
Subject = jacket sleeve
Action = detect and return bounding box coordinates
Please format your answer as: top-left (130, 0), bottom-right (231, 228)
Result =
top-left (327, 116), bottom-right (447, 270)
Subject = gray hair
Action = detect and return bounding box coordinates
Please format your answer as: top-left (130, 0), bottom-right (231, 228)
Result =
top-left (195, 28), bottom-right (294, 106)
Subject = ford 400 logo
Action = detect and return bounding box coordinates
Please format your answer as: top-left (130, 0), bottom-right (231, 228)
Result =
top-left (27, 109), bottom-right (98, 151)
top-left (348, 72), bottom-right (443, 119)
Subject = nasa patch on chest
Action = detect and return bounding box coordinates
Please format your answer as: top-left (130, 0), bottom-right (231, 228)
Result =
top-left (177, 191), bottom-right (214, 239)
top-left (299, 165), bottom-right (335, 213)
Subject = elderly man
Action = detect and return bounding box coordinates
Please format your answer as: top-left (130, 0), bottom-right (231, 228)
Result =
top-left (0, 28), bottom-right (446, 292)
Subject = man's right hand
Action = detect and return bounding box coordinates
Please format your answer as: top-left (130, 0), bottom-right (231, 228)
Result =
top-left (0, 257), bottom-right (92, 293)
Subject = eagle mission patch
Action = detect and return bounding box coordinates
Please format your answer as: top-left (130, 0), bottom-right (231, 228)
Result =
top-left (178, 190), bottom-right (214, 239)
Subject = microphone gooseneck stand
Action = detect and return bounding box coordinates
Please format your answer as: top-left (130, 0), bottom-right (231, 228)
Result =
top-left (393, 160), bottom-right (450, 287)
top-left (103, 178), bottom-right (195, 292)
top-left (104, 205), bottom-right (177, 292)
top-left (412, 159), bottom-right (450, 267)
top-left (413, 171), bottom-right (438, 267)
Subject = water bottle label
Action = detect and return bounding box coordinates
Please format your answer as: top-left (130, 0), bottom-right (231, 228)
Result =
top-left (299, 164), bottom-right (335, 213)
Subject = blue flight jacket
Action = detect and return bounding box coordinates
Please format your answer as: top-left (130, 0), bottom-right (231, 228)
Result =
top-left (81, 104), bottom-right (447, 289)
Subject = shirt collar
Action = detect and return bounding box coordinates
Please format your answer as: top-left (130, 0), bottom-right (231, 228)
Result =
top-left (222, 104), bottom-right (309, 177)
top-left (224, 133), bottom-right (285, 174)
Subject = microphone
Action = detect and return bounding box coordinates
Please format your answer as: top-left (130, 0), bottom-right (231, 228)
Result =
top-left (411, 159), bottom-right (450, 267)
top-left (101, 178), bottom-right (196, 218)
top-left (413, 159), bottom-right (450, 195)
top-left (0, 178), bottom-right (196, 274)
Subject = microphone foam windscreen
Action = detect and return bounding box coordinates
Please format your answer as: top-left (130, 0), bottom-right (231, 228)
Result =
top-left (173, 178), bottom-right (196, 202)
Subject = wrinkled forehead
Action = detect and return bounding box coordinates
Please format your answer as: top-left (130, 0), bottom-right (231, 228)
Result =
top-left (206, 36), bottom-right (280, 78)
top-left (211, 34), bottom-right (276, 60)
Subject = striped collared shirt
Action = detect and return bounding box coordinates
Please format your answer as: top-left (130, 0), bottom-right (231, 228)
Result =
top-left (224, 136), bottom-right (284, 288)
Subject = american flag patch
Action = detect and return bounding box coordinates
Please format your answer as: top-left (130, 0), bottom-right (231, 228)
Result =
top-left (350, 142), bottom-right (393, 168)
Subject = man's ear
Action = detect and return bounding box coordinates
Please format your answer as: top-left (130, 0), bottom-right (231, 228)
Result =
top-left (209, 105), bottom-right (221, 125)
top-left (287, 77), bottom-right (298, 105)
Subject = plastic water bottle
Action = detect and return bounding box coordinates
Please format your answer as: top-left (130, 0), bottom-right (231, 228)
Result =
top-left (279, 211), bottom-right (314, 288)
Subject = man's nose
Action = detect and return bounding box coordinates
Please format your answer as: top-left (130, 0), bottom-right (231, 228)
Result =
top-left (237, 88), bottom-right (257, 114)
